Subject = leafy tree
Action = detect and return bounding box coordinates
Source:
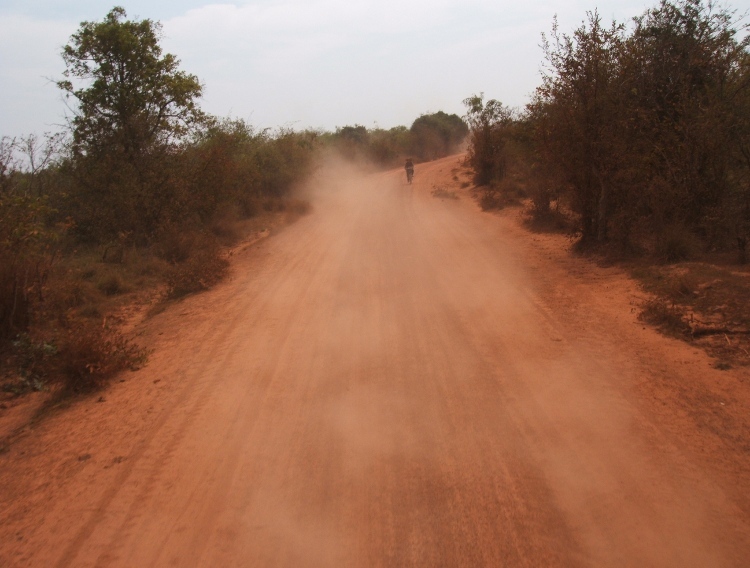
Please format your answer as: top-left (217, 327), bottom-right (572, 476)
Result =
top-left (526, 0), bottom-right (750, 255)
top-left (463, 94), bottom-right (514, 185)
top-left (626, 0), bottom-right (750, 240)
top-left (410, 111), bottom-right (468, 160)
top-left (59, 6), bottom-right (202, 157)
top-left (58, 6), bottom-right (204, 241)
top-left (535, 12), bottom-right (625, 242)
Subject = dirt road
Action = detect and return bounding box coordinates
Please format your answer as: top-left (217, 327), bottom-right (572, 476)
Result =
top-left (2, 155), bottom-right (750, 566)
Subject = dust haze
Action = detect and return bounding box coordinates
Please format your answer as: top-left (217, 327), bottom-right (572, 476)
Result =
top-left (1, 155), bottom-right (749, 566)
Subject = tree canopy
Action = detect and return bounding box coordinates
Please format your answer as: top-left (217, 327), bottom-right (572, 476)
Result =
top-left (58, 6), bottom-right (203, 158)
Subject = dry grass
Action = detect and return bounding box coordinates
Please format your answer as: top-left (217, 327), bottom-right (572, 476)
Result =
top-left (632, 262), bottom-right (750, 366)
top-left (55, 320), bottom-right (148, 393)
top-left (431, 186), bottom-right (459, 200)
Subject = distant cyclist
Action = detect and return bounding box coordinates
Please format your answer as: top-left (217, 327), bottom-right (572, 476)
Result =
top-left (405, 158), bottom-right (414, 184)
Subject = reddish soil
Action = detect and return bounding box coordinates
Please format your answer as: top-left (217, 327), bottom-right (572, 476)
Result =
top-left (1, 155), bottom-right (749, 567)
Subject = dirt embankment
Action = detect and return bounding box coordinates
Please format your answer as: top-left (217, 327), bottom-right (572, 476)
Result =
top-left (0, 155), bottom-right (749, 567)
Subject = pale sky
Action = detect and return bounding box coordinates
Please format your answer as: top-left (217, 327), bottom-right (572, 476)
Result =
top-left (1, 0), bottom-right (749, 138)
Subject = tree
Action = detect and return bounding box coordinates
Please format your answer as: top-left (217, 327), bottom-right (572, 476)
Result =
top-left (626, 0), bottom-right (750, 239)
top-left (0, 139), bottom-right (55, 339)
top-left (58, 6), bottom-right (204, 241)
top-left (535, 12), bottom-right (626, 243)
top-left (59, 6), bottom-right (203, 157)
top-left (409, 111), bottom-right (468, 160)
top-left (463, 94), bottom-right (514, 185)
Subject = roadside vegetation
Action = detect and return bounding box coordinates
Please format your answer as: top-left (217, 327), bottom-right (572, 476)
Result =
top-left (462, 0), bottom-right (750, 365)
top-left (0, 7), bottom-right (467, 401)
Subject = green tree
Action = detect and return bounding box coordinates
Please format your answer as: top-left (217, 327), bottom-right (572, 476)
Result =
top-left (58, 6), bottom-right (204, 241)
top-left (409, 111), bottom-right (468, 160)
top-left (463, 94), bottom-right (514, 186)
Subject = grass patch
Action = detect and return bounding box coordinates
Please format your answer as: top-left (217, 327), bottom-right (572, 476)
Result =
top-left (431, 186), bottom-right (459, 200)
top-left (166, 247), bottom-right (229, 299)
top-left (632, 262), bottom-right (750, 365)
top-left (524, 201), bottom-right (573, 234)
top-left (96, 271), bottom-right (130, 296)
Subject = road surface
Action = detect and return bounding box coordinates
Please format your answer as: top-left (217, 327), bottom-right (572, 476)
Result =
top-left (1, 155), bottom-right (749, 566)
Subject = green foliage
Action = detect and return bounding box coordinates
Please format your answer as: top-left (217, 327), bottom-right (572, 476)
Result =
top-left (58, 6), bottom-right (204, 242)
top-left (59, 6), bottom-right (203, 155)
top-left (410, 111), bottom-right (468, 160)
top-left (1, 8), bottom-right (320, 395)
top-left (323, 112), bottom-right (467, 166)
top-left (182, 119), bottom-right (318, 224)
top-left (463, 94), bottom-right (515, 186)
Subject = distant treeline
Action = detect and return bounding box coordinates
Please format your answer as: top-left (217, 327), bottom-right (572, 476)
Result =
top-left (321, 111), bottom-right (468, 166)
top-left (464, 0), bottom-right (750, 262)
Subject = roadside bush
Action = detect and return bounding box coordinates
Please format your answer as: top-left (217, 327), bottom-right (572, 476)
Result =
top-left (96, 272), bottom-right (128, 296)
top-left (323, 113), bottom-right (467, 167)
top-left (463, 95), bottom-right (515, 186)
top-left (165, 237), bottom-right (229, 299)
top-left (656, 225), bottom-right (703, 263)
top-left (0, 183), bottom-right (56, 341)
top-left (5, 334), bottom-right (57, 394)
top-left (479, 189), bottom-right (504, 211)
top-left (285, 198), bottom-right (312, 216)
top-left (639, 298), bottom-right (691, 336)
top-left (57, 320), bottom-right (147, 392)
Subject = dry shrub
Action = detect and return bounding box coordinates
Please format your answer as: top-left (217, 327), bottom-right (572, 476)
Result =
top-left (285, 198), bottom-right (311, 216)
top-left (43, 275), bottom-right (94, 312)
top-left (431, 186), bottom-right (459, 200)
top-left (210, 203), bottom-right (244, 244)
top-left (525, 202), bottom-right (572, 233)
top-left (0, 259), bottom-right (31, 340)
top-left (239, 197), bottom-right (262, 218)
top-left (479, 189), bottom-right (503, 211)
top-left (166, 244), bottom-right (229, 299)
top-left (639, 298), bottom-right (691, 336)
top-left (157, 227), bottom-right (196, 264)
top-left (262, 197), bottom-right (285, 212)
top-left (656, 225), bottom-right (703, 263)
top-left (96, 271), bottom-right (129, 296)
top-left (4, 334), bottom-right (57, 394)
top-left (57, 320), bottom-right (147, 392)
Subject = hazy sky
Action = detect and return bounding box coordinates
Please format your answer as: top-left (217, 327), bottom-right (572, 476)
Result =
top-left (1, 0), bottom-right (749, 138)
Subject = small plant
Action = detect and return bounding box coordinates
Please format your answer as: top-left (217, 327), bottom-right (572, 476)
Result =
top-left (479, 189), bottom-right (503, 211)
top-left (57, 321), bottom-right (148, 392)
top-left (2, 334), bottom-right (57, 394)
top-left (96, 272), bottom-right (128, 296)
top-left (431, 186), bottom-right (459, 200)
top-left (656, 225), bottom-right (702, 263)
top-left (166, 247), bottom-right (229, 299)
top-left (639, 299), bottom-right (691, 336)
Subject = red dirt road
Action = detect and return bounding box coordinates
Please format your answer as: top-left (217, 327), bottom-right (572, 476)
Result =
top-left (2, 155), bottom-right (750, 567)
